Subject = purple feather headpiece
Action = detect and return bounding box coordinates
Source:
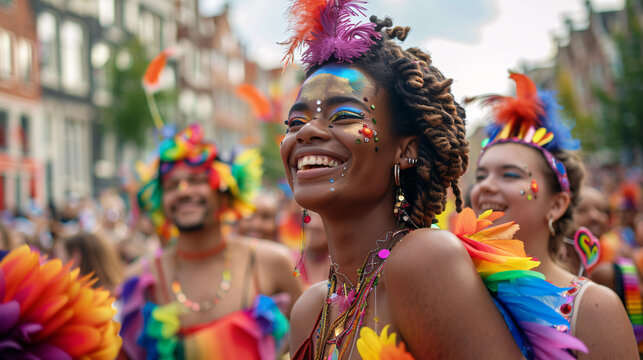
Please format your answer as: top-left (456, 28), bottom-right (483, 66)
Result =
top-left (282, 0), bottom-right (381, 69)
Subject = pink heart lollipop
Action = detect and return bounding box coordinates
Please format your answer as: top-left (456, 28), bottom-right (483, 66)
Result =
top-left (573, 227), bottom-right (601, 275)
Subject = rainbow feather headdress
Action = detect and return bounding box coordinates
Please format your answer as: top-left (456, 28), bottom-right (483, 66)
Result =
top-left (137, 123), bottom-right (263, 240)
top-left (281, 0), bottom-right (381, 69)
top-left (0, 246), bottom-right (122, 359)
top-left (471, 73), bottom-right (579, 193)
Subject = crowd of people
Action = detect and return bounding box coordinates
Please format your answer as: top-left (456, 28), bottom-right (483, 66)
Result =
top-left (2, 0), bottom-right (643, 358)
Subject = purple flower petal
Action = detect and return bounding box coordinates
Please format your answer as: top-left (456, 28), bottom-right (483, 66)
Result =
top-left (0, 300), bottom-right (20, 333)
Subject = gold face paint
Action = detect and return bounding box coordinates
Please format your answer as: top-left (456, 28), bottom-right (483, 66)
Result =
top-left (298, 73), bottom-right (355, 102)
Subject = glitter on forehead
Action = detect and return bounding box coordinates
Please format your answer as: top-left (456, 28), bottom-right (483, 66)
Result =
top-left (308, 65), bottom-right (365, 92)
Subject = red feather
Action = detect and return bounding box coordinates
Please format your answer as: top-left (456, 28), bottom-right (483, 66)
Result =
top-left (469, 73), bottom-right (545, 131)
top-left (281, 0), bottom-right (328, 69)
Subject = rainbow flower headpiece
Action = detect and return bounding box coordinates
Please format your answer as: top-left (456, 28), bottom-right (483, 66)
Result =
top-left (281, 0), bottom-right (381, 69)
top-left (137, 123), bottom-right (263, 240)
top-left (472, 73), bottom-right (579, 194)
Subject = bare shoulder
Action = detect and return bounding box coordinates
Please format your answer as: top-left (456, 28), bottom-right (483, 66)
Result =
top-left (588, 262), bottom-right (615, 290)
top-left (236, 237), bottom-right (303, 312)
top-left (575, 282), bottom-right (638, 359)
top-left (255, 238), bottom-right (295, 264)
top-left (289, 280), bottom-right (327, 354)
top-left (383, 228), bottom-right (522, 358)
top-left (386, 228), bottom-right (471, 275)
top-left (237, 236), bottom-right (295, 266)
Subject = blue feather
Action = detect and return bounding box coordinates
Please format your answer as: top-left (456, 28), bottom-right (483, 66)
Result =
top-left (537, 90), bottom-right (580, 151)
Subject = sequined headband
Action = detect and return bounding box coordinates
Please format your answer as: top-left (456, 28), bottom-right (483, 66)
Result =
top-left (472, 73), bottom-right (579, 194)
top-left (482, 138), bottom-right (570, 193)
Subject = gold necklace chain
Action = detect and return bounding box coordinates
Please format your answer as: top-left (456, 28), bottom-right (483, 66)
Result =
top-left (171, 245), bottom-right (232, 312)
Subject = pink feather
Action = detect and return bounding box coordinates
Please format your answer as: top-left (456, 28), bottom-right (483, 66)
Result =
top-left (520, 321), bottom-right (588, 359)
top-left (302, 0), bottom-right (381, 67)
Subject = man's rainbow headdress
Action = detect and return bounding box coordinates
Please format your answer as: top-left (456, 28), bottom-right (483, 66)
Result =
top-left (470, 73), bottom-right (580, 194)
top-left (281, 0), bottom-right (382, 70)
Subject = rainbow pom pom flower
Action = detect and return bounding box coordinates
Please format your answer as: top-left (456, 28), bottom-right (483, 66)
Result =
top-left (0, 245), bottom-right (122, 359)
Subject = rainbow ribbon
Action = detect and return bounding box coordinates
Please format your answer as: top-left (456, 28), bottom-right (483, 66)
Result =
top-left (617, 257), bottom-right (643, 344)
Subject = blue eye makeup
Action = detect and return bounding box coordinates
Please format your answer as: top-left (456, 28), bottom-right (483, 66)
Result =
top-left (329, 106), bottom-right (365, 122)
top-left (287, 116), bottom-right (308, 127)
top-left (503, 171), bottom-right (521, 179)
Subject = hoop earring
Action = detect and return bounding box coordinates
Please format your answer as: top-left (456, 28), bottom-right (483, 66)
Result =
top-left (548, 217), bottom-right (556, 237)
top-left (293, 209), bottom-right (311, 277)
top-left (394, 162), bottom-right (401, 187)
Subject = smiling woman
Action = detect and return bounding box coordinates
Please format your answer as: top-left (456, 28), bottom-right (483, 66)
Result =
top-left (280, 1), bottom-right (584, 359)
top-left (469, 73), bottom-right (638, 359)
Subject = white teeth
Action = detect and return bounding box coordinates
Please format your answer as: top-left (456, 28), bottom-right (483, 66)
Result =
top-left (480, 203), bottom-right (507, 212)
top-left (296, 155), bottom-right (342, 170)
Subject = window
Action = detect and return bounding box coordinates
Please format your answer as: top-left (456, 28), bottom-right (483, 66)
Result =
top-left (0, 109), bottom-right (7, 150)
top-left (98, 0), bottom-right (115, 27)
top-left (19, 114), bottom-right (29, 155)
top-left (138, 11), bottom-right (161, 54)
top-left (61, 20), bottom-right (87, 91)
top-left (124, 0), bottom-right (139, 34)
top-left (0, 29), bottom-right (12, 79)
top-left (37, 12), bottom-right (58, 85)
top-left (17, 39), bottom-right (33, 83)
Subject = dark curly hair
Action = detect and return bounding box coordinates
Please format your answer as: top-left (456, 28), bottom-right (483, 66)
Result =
top-left (545, 149), bottom-right (585, 258)
top-left (306, 16), bottom-right (469, 227)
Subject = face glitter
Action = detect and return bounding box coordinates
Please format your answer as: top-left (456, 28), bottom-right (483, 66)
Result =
top-left (330, 179), bottom-right (334, 183)
top-left (370, 104), bottom-right (375, 110)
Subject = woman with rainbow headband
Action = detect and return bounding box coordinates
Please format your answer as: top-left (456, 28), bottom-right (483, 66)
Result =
top-left (281, 0), bottom-right (586, 359)
top-left (119, 123), bottom-right (303, 359)
top-left (468, 73), bottom-right (637, 358)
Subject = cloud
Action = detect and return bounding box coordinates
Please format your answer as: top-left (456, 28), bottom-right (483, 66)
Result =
top-left (200, 0), bottom-right (625, 127)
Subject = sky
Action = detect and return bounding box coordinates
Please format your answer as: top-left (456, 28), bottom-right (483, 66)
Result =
top-left (200, 0), bottom-right (625, 126)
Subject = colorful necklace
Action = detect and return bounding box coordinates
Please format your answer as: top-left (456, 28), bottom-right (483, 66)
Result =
top-left (314, 229), bottom-right (409, 360)
top-left (171, 243), bottom-right (231, 312)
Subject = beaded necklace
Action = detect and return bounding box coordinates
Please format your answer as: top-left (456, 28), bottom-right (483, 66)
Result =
top-left (171, 244), bottom-right (232, 312)
top-left (314, 229), bottom-right (408, 360)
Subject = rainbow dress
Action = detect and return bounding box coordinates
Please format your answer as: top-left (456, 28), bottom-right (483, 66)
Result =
top-left (119, 266), bottom-right (288, 359)
top-left (335, 209), bottom-right (588, 360)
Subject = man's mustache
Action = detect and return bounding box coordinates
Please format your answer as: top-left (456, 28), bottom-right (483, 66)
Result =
top-left (170, 197), bottom-right (207, 211)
